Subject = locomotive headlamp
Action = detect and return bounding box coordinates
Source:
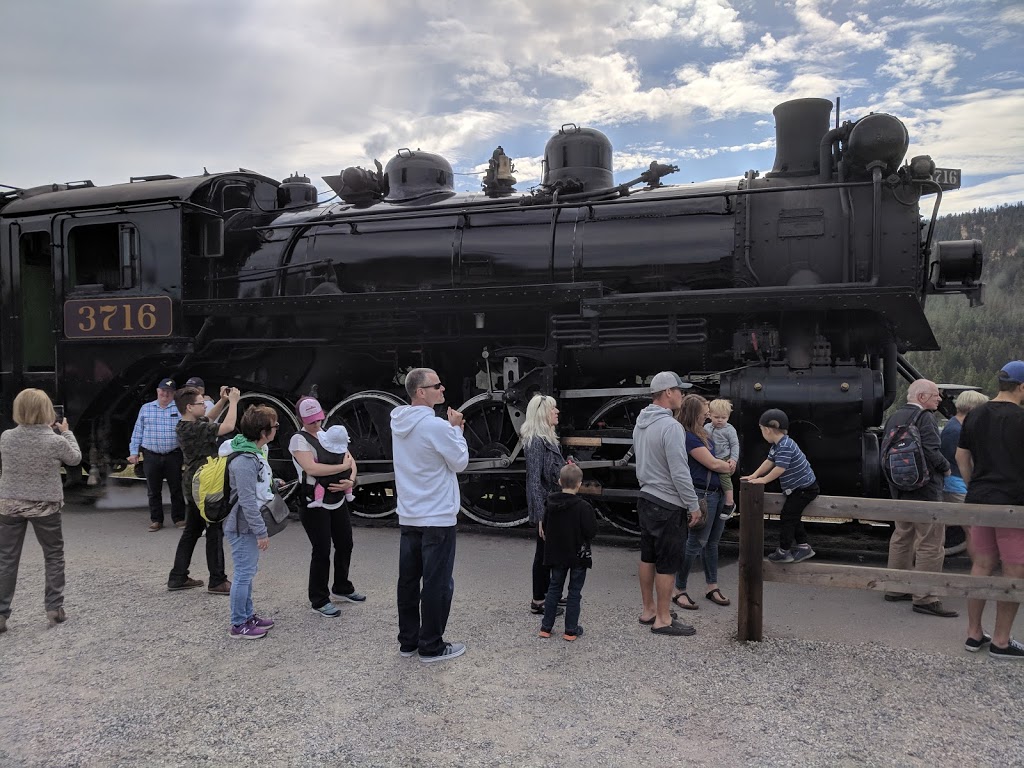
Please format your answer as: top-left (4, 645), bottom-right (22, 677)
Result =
top-left (909, 155), bottom-right (935, 180)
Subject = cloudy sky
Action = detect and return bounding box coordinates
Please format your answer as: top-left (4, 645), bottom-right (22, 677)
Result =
top-left (2, 0), bottom-right (1022, 214)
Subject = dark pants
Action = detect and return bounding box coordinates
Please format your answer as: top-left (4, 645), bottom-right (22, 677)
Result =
top-left (532, 531), bottom-right (550, 602)
top-left (779, 484), bottom-right (820, 550)
top-left (542, 566), bottom-right (587, 634)
top-left (300, 502), bottom-right (354, 608)
top-left (168, 496), bottom-right (227, 588)
top-left (0, 512), bottom-right (65, 617)
top-left (142, 448), bottom-right (185, 524)
top-left (397, 525), bottom-right (457, 657)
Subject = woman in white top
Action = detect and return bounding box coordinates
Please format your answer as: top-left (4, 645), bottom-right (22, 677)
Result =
top-left (288, 397), bottom-right (362, 617)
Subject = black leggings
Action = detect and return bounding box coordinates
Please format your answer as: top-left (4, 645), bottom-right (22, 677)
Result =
top-left (532, 530), bottom-right (549, 602)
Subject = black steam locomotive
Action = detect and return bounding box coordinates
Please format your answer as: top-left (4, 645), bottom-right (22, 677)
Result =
top-left (0, 97), bottom-right (982, 532)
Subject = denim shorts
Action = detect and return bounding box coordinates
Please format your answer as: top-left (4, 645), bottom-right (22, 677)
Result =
top-left (637, 496), bottom-right (686, 574)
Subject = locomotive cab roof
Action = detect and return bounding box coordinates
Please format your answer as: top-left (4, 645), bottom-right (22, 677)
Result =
top-left (0, 171), bottom-right (281, 217)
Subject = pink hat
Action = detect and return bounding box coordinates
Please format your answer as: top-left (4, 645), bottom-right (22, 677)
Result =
top-left (297, 397), bottom-right (325, 424)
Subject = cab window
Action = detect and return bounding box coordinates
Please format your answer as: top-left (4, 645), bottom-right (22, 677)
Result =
top-left (68, 223), bottom-right (138, 291)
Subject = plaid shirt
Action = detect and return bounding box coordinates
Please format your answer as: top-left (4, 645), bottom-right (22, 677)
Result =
top-left (128, 400), bottom-right (182, 455)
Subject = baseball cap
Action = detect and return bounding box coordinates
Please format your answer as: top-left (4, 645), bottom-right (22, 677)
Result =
top-left (998, 361), bottom-right (1024, 384)
top-left (758, 408), bottom-right (789, 431)
top-left (157, 378), bottom-right (176, 391)
top-left (650, 371), bottom-right (687, 393)
top-left (184, 376), bottom-right (205, 388)
top-left (297, 397), bottom-right (325, 424)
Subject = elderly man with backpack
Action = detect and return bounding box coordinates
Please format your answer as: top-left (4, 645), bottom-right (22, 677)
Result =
top-left (881, 378), bottom-right (957, 617)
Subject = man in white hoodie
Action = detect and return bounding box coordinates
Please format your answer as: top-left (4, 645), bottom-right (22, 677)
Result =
top-left (633, 371), bottom-right (702, 637)
top-left (390, 368), bottom-right (469, 662)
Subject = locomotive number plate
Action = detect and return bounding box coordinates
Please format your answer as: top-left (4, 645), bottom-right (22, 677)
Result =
top-left (64, 296), bottom-right (173, 339)
top-left (933, 167), bottom-right (961, 191)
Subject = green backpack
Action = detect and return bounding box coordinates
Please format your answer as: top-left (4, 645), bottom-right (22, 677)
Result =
top-left (192, 451), bottom-right (243, 524)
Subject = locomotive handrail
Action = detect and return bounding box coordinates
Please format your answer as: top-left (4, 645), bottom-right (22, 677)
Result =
top-left (252, 179), bottom-right (877, 233)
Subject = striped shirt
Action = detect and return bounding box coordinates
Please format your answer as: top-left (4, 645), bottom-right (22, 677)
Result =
top-left (767, 435), bottom-right (816, 492)
top-left (128, 400), bottom-right (182, 455)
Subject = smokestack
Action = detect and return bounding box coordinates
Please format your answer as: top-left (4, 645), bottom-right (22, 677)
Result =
top-left (769, 98), bottom-right (833, 178)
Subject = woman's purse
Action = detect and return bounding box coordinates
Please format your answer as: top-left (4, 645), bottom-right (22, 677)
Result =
top-left (690, 474), bottom-right (713, 530)
top-left (260, 493), bottom-right (290, 537)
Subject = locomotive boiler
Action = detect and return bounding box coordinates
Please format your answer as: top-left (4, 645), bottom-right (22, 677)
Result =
top-left (0, 97), bottom-right (983, 532)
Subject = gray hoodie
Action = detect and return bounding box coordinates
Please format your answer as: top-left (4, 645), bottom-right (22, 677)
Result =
top-left (632, 405), bottom-right (699, 512)
top-left (390, 405), bottom-right (469, 527)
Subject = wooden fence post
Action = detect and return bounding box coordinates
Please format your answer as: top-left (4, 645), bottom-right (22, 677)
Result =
top-left (738, 480), bottom-right (765, 642)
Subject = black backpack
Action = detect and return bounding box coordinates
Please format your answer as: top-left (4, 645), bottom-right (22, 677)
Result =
top-left (880, 409), bottom-right (932, 492)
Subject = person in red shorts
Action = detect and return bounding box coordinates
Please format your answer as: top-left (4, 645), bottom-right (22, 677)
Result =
top-left (956, 360), bottom-right (1024, 661)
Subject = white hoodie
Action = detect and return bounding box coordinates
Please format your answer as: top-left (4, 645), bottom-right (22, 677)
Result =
top-left (390, 405), bottom-right (469, 526)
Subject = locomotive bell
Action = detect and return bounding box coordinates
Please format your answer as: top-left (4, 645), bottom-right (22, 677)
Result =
top-left (277, 172), bottom-right (318, 209)
top-left (384, 149), bottom-right (454, 203)
top-left (845, 113), bottom-right (909, 177)
top-left (542, 124), bottom-right (614, 191)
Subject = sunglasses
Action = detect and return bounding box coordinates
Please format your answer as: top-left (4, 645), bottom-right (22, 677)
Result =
top-left (420, 382), bottom-right (443, 390)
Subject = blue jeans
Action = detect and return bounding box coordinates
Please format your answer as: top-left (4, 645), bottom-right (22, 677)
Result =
top-left (226, 532), bottom-right (260, 627)
top-left (397, 526), bottom-right (457, 656)
top-left (675, 489), bottom-right (726, 592)
top-left (543, 566), bottom-right (587, 634)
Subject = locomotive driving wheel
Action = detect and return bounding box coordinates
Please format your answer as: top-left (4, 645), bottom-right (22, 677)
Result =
top-left (458, 392), bottom-right (529, 527)
top-left (323, 391), bottom-right (403, 519)
top-left (583, 395), bottom-right (649, 535)
top-left (215, 392), bottom-right (301, 502)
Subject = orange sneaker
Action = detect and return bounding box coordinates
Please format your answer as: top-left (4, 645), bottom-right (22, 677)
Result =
top-left (538, 628), bottom-right (552, 638)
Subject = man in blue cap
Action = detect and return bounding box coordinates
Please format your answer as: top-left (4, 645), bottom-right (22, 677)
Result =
top-left (956, 361), bottom-right (1024, 661)
top-left (127, 378), bottom-right (185, 531)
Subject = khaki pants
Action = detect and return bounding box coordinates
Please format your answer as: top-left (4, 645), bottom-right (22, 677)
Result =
top-left (886, 521), bottom-right (945, 605)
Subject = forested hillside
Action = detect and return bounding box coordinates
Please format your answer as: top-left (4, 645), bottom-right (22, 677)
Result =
top-left (906, 202), bottom-right (1024, 391)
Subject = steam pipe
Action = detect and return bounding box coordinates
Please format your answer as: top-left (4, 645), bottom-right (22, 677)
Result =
top-left (818, 126), bottom-right (844, 183)
top-left (869, 163), bottom-right (884, 284)
top-left (882, 342), bottom-right (898, 410)
top-left (743, 170), bottom-right (758, 284)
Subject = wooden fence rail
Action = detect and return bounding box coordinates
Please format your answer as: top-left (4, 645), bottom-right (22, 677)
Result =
top-left (737, 480), bottom-right (1024, 642)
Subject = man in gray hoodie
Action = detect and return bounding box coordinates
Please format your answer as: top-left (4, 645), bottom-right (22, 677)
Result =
top-left (633, 371), bottom-right (702, 636)
top-left (390, 368), bottom-right (469, 663)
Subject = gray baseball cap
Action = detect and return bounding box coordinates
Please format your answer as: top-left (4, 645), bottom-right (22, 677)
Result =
top-left (650, 371), bottom-right (687, 393)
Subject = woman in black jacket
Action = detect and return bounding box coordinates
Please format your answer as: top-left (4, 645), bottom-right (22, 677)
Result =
top-left (522, 394), bottom-right (566, 614)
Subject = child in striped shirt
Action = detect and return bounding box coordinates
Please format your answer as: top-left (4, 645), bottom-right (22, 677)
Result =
top-left (741, 408), bottom-right (819, 563)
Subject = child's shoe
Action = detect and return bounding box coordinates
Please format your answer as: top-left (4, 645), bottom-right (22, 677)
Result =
top-left (345, 491), bottom-right (356, 503)
top-left (307, 498), bottom-right (324, 509)
top-left (790, 545), bottom-right (816, 563)
top-left (564, 625), bottom-right (584, 641)
top-left (719, 504), bottom-right (736, 521)
top-left (767, 548), bottom-right (794, 563)
top-left (538, 627), bottom-right (552, 638)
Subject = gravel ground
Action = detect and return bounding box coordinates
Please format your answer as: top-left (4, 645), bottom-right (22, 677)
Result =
top-left (1, 500), bottom-right (1021, 767)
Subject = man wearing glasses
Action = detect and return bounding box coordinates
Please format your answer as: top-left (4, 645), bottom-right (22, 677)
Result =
top-left (883, 378), bottom-right (957, 617)
top-left (166, 385), bottom-right (241, 593)
top-left (390, 368), bottom-right (469, 662)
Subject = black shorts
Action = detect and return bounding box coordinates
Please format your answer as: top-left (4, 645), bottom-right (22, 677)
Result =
top-left (637, 496), bottom-right (686, 574)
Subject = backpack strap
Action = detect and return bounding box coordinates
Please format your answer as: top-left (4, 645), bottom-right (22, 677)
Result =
top-left (295, 430), bottom-right (326, 495)
top-left (222, 451), bottom-right (245, 508)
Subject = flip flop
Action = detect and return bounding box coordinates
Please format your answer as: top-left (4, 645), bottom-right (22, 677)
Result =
top-left (705, 588), bottom-right (731, 606)
top-left (638, 611), bottom-right (678, 625)
top-left (671, 592), bottom-right (699, 610)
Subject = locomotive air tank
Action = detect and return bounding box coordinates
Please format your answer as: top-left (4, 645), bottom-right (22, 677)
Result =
top-left (0, 97), bottom-right (983, 531)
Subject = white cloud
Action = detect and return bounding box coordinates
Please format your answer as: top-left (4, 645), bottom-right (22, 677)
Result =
top-left (941, 174), bottom-right (1024, 214)
top-left (877, 35), bottom-right (967, 104)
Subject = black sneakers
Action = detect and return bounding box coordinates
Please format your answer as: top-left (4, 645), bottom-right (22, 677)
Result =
top-left (989, 638), bottom-right (1024, 661)
top-left (964, 632), bottom-right (991, 653)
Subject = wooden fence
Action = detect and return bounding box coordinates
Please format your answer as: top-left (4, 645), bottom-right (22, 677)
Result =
top-left (737, 480), bottom-right (1024, 642)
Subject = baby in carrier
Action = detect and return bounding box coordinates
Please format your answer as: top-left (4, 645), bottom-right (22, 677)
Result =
top-left (306, 425), bottom-right (356, 509)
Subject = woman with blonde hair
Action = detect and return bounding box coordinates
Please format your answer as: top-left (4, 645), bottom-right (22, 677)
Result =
top-left (672, 394), bottom-right (735, 610)
top-left (0, 389), bottom-right (82, 632)
top-left (941, 388), bottom-right (989, 556)
top-left (522, 394), bottom-right (566, 614)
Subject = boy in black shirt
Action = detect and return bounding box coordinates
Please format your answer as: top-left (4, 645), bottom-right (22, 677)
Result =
top-left (538, 464), bottom-right (597, 641)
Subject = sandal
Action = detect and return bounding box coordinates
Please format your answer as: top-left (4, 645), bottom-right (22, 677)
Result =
top-left (705, 588), bottom-right (731, 606)
top-left (671, 592), bottom-right (698, 610)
